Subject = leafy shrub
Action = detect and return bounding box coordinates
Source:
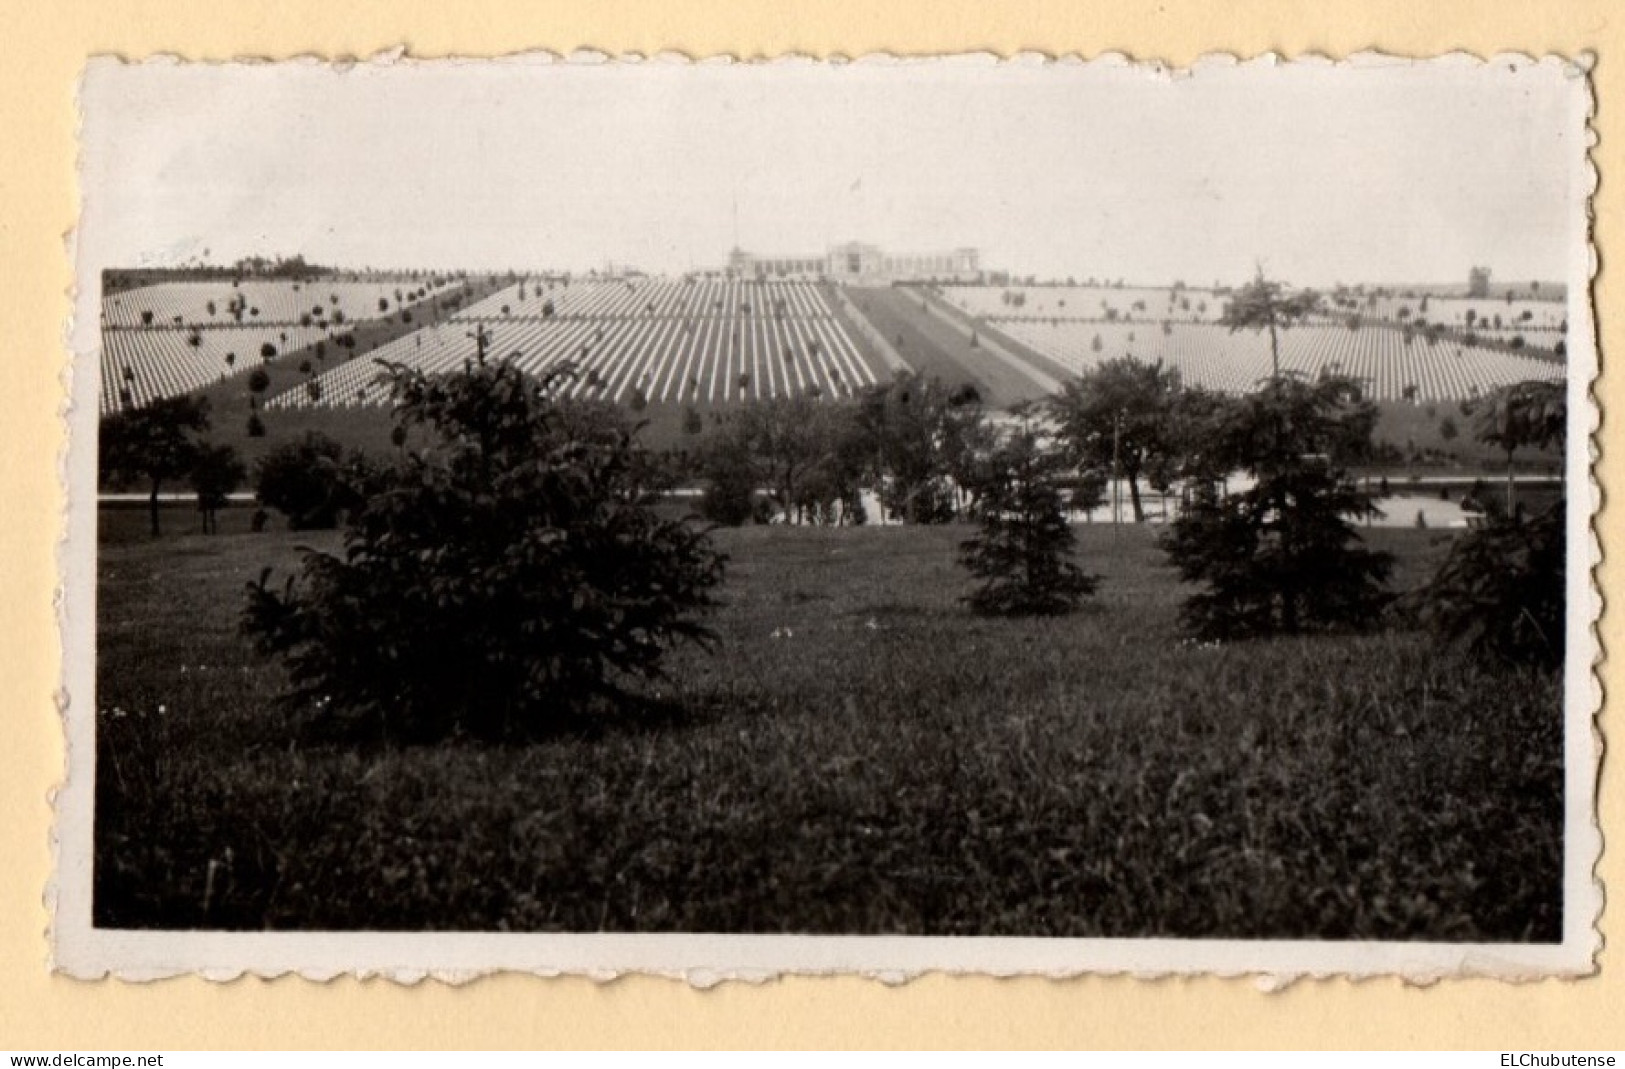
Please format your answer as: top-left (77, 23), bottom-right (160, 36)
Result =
top-left (243, 357), bottom-right (726, 741)
top-left (1477, 380), bottom-right (1565, 514)
top-left (959, 418), bottom-right (1098, 616)
top-left (253, 432), bottom-right (355, 530)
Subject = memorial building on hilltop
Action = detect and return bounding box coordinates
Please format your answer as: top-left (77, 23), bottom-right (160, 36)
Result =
top-left (725, 242), bottom-right (981, 283)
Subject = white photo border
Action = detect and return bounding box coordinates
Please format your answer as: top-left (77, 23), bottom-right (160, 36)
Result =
top-left (51, 49), bottom-right (1604, 984)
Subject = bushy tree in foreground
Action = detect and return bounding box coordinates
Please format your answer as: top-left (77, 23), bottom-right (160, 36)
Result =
top-left (1162, 374), bottom-right (1392, 639)
top-left (959, 412), bottom-right (1098, 616)
top-left (244, 356), bottom-right (726, 741)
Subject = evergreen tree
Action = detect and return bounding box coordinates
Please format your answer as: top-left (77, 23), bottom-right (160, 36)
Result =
top-left (1419, 379), bottom-right (1567, 670)
top-left (1162, 374), bottom-right (1392, 638)
top-left (959, 412), bottom-right (1098, 616)
top-left (244, 355), bottom-right (725, 741)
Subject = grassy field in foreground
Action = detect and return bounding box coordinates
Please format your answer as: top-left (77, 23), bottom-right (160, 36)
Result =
top-left (93, 523), bottom-right (1563, 939)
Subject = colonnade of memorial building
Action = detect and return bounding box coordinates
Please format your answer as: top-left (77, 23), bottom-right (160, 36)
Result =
top-left (726, 242), bottom-right (981, 283)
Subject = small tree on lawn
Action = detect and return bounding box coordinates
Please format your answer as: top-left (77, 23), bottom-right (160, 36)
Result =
top-left (1048, 355), bottom-right (1181, 523)
top-left (100, 395), bottom-right (212, 537)
top-left (959, 408), bottom-right (1099, 616)
top-left (190, 442), bottom-right (246, 535)
top-left (1162, 373), bottom-right (1392, 639)
top-left (1476, 379), bottom-right (1565, 514)
top-left (243, 354), bottom-right (726, 741)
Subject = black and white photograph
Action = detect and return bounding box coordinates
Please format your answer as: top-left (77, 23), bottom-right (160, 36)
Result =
top-left (55, 53), bottom-right (1599, 979)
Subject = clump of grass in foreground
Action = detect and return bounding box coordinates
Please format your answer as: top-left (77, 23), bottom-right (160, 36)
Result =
top-left (94, 525), bottom-right (1561, 939)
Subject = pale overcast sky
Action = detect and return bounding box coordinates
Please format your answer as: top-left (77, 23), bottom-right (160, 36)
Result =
top-left (78, 55), bottom-right (1588, 288)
